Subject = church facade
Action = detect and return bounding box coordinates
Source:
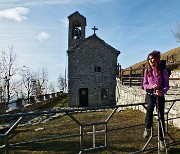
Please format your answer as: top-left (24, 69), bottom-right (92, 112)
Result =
top-left (67, 11), bottom-right (120, 107)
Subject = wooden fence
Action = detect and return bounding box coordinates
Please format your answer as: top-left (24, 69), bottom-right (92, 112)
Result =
top-left (117, 61), bottom-right (180, 88)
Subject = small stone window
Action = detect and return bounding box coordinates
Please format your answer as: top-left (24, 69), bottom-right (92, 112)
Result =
top-left (101, 88), bottom-right (109, 99)
top-left (95, 67), bottom-right (101, 72)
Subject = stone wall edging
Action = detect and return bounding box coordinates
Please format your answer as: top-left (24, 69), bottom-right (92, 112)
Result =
top-left (116, 78), bottom-right (180, 128)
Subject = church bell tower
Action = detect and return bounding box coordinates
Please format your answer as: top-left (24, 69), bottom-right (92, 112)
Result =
top-left (68, 11), bottom-right (86, 49)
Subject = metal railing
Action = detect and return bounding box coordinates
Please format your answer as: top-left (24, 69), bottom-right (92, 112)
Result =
top-left (0, 99), bottom-right (180, 154)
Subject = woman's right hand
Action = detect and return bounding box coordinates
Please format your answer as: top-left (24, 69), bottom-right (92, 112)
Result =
top-left (152, 84), bottom-right (158, 90)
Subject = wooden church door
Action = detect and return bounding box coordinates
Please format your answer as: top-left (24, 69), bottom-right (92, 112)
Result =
top-left (79, 88), bottom-right (88, 107)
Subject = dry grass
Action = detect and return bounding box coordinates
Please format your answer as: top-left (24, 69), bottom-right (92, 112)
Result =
top-left (0, 98), bottom-right (180, 154)
top-left (125, 47), bottom-right (180, 70)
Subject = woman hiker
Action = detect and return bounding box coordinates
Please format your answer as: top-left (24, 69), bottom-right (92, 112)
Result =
top-left (143, 50), bottom-right (169, 151)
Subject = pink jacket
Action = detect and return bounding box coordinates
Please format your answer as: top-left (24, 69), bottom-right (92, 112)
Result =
top-left (143, 67), bottom-right (169, 96)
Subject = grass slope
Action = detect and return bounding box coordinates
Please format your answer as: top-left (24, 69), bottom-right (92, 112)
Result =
top-left (0, 97), bottom-right (180, 154)
top-left (125, 47), bottom-right (180, 70)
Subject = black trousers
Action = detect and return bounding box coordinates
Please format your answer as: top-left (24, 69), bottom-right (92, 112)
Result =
top-left (145, 94), bottom-right (165, 141)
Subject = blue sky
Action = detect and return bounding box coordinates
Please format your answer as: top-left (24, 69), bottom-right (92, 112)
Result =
top-left (0, 0), bottom-right (180, 86)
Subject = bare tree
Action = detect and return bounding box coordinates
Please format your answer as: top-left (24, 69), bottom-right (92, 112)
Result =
top-left (0, 45), bottom-right (17, 109)
top-left (49, 81), bottom-right (56, 93)
top-left (33, 67), bottom-right (48, 96)
top-left (0, 60), bottom-right (3, 102)
top-left (171, 23), bottom-right (180, 42)
top-left (57, 74), bottom-right (66, 93)
top-left (19, 66), bottom-right (34, 103)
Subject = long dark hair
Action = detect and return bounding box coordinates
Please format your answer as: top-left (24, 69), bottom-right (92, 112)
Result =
top-left (146, 54), bottom-right (160, 77)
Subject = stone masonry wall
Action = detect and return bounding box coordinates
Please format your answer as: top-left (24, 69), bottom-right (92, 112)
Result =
top-left (68, 35), bottom-right (118, 107)
top-left (116, 71), bottom-right (180, 128)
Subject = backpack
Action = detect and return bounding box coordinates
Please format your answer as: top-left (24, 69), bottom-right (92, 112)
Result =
top-left (159, 60), bottom-right (171, 88)
top-left (159, 60), bottom-right (171, 77)
top-left (166, 68), bottom-right (172, 77)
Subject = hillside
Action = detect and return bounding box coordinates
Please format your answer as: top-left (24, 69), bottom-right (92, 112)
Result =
top-left (125, 47), bottom-right (180, 70)
top-left (1, 106), bottom-right (180, 153)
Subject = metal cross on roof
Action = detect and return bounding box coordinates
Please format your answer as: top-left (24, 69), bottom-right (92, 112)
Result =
top-left (92, 26), bottom-right (98, 34)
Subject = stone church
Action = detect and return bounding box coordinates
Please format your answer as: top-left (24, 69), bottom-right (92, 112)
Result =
top-left (67, 11), bottom-right (120, 107)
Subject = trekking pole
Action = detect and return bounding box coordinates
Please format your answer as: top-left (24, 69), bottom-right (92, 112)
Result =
top-left (156, 95), bottom-right (168, 154)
